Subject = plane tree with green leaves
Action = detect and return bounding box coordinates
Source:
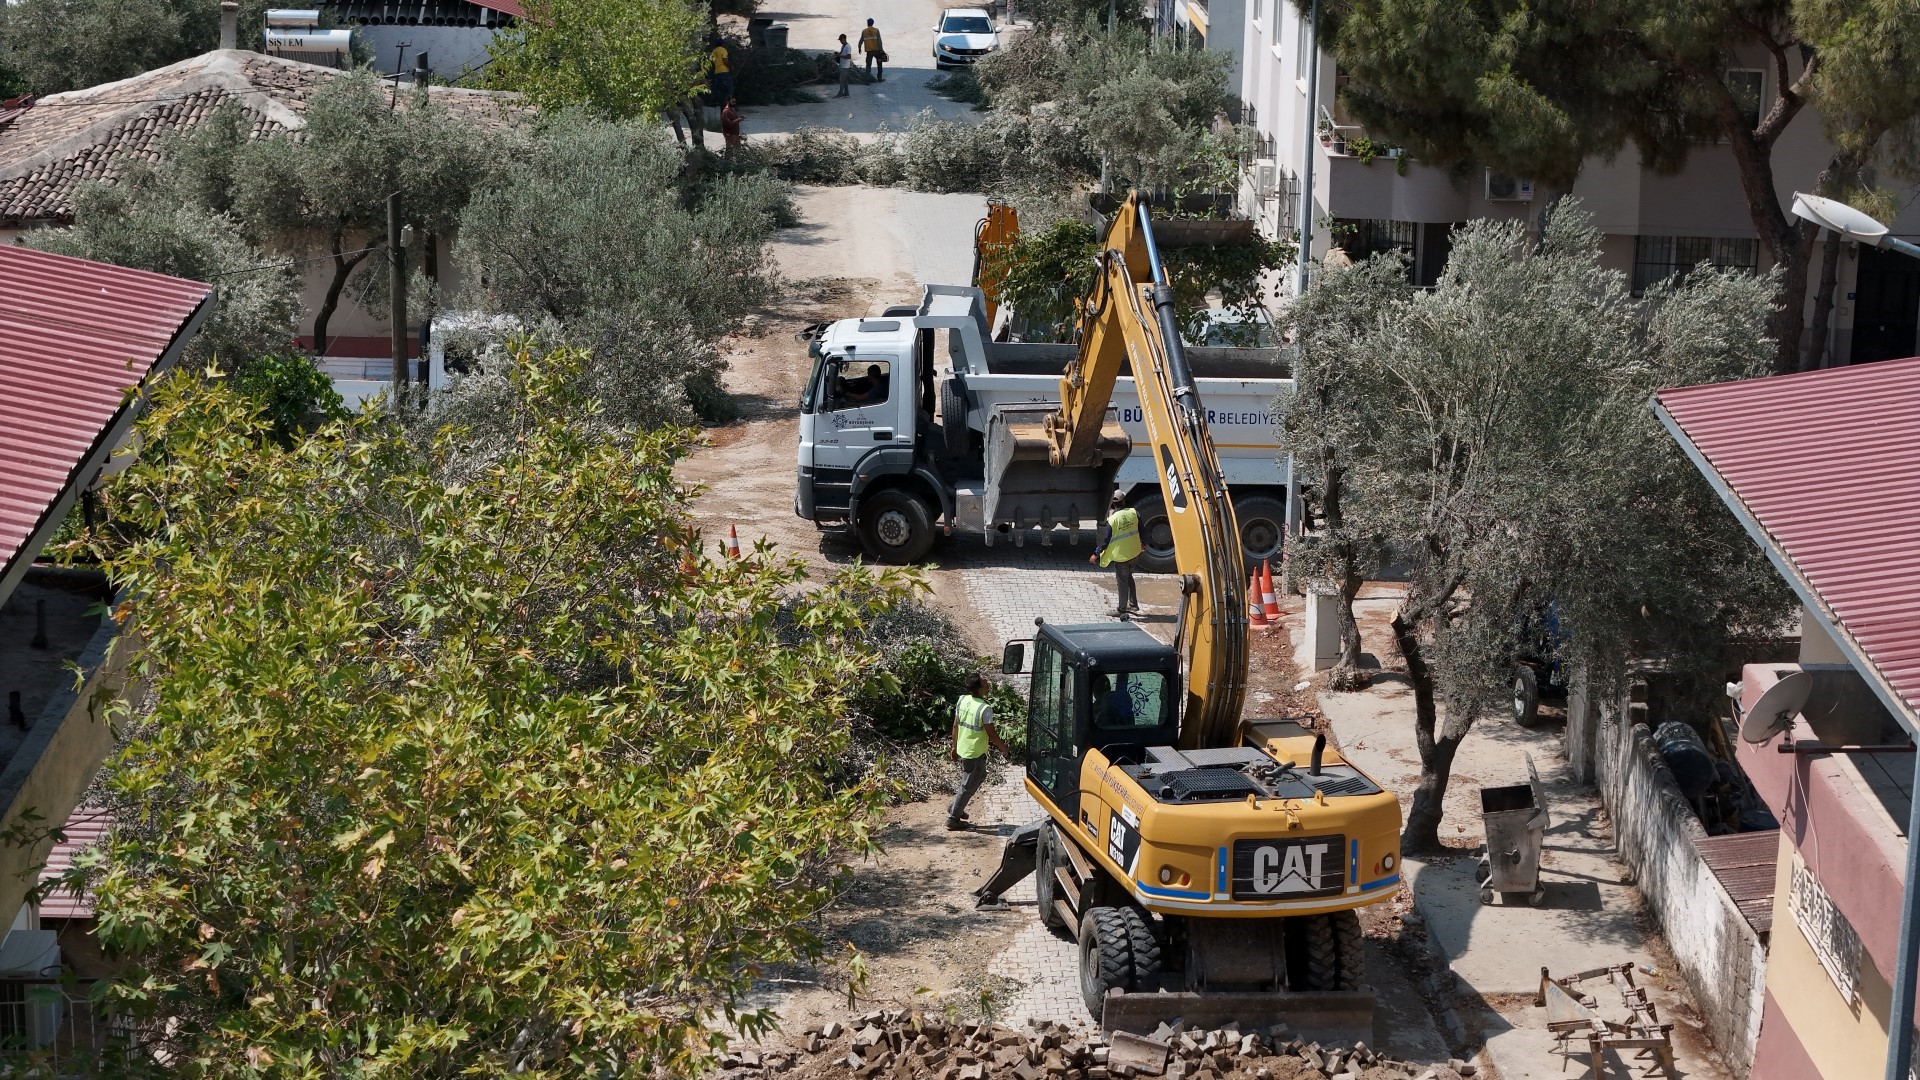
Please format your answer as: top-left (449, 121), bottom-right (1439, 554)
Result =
top-left (66, 344), bottom-right (908, 1076)
top-left (1306, 0), bottom-right (1920, 374)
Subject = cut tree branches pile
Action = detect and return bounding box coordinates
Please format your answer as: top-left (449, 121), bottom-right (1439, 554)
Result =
top-left (726, 1012), bottom-right (1472, 1080)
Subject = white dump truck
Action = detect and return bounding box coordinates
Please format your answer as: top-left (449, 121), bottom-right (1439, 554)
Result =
top-left (794, 284), bottom-right (1295, 569)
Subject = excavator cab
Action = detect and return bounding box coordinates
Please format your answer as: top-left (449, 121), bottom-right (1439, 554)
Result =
top-left (1002, 620), bottom-right (1180, 817)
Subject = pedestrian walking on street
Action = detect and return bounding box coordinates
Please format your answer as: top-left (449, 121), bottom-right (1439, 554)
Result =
top-left (721, 97), bottom-right (744, 150)
top-left (1091, 490), bottom-right (1141, 618)
top-left (860, 18), bottom-right (885, 82)
top-left (948, 672), bottom-right (1006, 830)
top-left (834, 34), bottom-right (853, 97)
top-left (707, 34), bottom-right (733, 105)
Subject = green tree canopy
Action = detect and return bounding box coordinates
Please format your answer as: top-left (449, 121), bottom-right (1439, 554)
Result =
top-left (69, 344), bottom-right (906, 1075)
top-left (1306, 0), bottom-right (1920, 374)
top-left (1281, 205), bottom-right (1792, 851)
top-left (0, 0), bottom-right (270, 94)
top-left (150, 75), bottom-right (507, 353)
top-left (486, 0), bottom-right (707, 121)
top-left (451, 111), bottom-right (786, 426)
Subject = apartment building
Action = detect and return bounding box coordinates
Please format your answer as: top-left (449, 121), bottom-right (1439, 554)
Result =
top-left (1657, 357), bottom-right (1920, 1079)
top-left (1226, 3), bottom-right (1920, 365)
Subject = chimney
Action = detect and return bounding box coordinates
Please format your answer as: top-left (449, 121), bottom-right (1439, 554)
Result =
top-left (219, 1), bottom-right (239, 49)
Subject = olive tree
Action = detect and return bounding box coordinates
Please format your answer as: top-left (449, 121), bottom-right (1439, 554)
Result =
top-left (23, 182), bottom-right (301, 370)
top-left (453, 112), bottom-right (788, 426)
top-left (65, 344), bottom-right (907, 1076)
top-left (1283, 205), bottom-right (1793, 852)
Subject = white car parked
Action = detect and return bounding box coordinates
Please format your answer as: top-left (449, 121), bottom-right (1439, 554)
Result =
top-left (932, 7), bottom-right (998, 69)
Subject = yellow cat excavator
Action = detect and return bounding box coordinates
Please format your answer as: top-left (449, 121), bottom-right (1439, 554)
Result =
top-left (976, 193), bottom-right (1402, 1037)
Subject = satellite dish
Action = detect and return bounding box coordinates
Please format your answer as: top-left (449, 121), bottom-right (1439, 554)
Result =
top-left (1791, 192), bottom-right (1891, 246)
top-left (1740, 670), bottom-right (1814, 744)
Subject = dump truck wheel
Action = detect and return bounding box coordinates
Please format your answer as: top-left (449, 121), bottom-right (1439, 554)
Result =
top-left (1331, 909), bottom-right (1364, 991)
top-left (1232, 494), bottom-right (1288, 570)
top-left (940, 381), bottom-right (975, 463)
top-left (1078, 907), bottom-right (1136, 1017)
top-left (857, 490), bottom-right (936, 564)
top-left (1296, 913), bottom-right (1339, 991)
top-left (1035, 824), bottom-right (1068, 934)
top-left (1129, 494), bottom-right (1177, 573)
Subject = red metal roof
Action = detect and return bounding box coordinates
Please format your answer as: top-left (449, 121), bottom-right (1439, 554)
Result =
top-left (0, 245), bottom-right (210, 594)
top-left (1656, 356), bottom-right (1920, 726)
top-left (468, 0), bottom-right (523, 16)
top-left (36, 805), bottom-right (108, 921)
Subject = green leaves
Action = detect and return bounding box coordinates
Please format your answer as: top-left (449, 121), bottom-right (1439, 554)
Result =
top-left (486, 0), bottom-right (707, 122)
top-left (63, 343), bottom-right (912, 1077)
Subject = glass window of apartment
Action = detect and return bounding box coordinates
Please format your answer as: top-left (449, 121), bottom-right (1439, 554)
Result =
top-left (1295, 10), bottom-right (1311, 81)
top-left (1333, 218), bottom-right (1415, 262)
top-left (1726, 69), bottom-right (1764, 134)
top-left (1632, 235), bottom-right (1759, 294)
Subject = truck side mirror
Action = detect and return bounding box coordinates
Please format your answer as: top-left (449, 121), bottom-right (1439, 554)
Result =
top-left (1001, 641), bottom-right (1027, 675)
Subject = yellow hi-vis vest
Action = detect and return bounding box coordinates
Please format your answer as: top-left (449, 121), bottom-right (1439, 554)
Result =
top-left (954, 695), bottom-right (991, 759)
top-left (1100, 507), bottom-right (1141, 567)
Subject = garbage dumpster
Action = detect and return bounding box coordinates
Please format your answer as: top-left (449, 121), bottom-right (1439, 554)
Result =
top-left (1474, 752), bottom-right (1549, 906)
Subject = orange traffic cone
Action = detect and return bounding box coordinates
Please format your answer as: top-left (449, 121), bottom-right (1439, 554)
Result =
top-left (725, 525), bottom-right (742, 559)
top-left (1261, 559), bottom-right (1282, 627)
top-left (1247, 572), bottom-right (1269, 628)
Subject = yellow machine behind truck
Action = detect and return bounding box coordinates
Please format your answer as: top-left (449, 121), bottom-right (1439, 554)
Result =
top-left (974, 194), bottom-right (1403, 1035)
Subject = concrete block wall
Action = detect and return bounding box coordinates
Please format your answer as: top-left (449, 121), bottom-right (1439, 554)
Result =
top-left (1594, 701), bottom-right (1767, 1076)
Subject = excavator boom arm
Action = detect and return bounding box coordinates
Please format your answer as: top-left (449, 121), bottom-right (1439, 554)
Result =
top-left (1045, 194), bottom-right (1248, 749)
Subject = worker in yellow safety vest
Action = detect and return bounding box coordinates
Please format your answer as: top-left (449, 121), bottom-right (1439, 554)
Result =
top-left (947, 672), bottom-right (1007, 831)
top-left (1091, 490), bottom-right (1141, 619)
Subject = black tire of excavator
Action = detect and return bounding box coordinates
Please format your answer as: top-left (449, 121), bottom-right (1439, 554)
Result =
top-left (1331, 909), bottom-right (1364, 991)
top-left (1034, 824), bottom-right (1068, 934)
top-left (1297, 913), bottom-right (1340, 991)
top-left (1119, 906), bottom-right (1162, 987)
top-left (1078, 907), bottom-right (1137, 1018)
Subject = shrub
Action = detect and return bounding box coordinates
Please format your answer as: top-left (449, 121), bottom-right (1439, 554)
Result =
top-left (228, 352), bottom-right (346, 442)
top-left (762, 125), bottom-right (863, 184)
top-left (927, 70), bottom-right (990, 108)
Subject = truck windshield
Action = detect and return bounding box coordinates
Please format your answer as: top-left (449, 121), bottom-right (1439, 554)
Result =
top-left (801, 353), bottom-right (829, 414)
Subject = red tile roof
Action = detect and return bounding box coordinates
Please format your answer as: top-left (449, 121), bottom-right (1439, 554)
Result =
top-left (1656, 357), bottom-right (1920, 727)
top-left (36, 805), bottom-right (108, 921)
top-left (0, 245), bottom-right (211, 597)
top-left (0, 51), bottom-right (527, 225)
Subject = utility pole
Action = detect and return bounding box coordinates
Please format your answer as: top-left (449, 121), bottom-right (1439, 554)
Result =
top-left (1294, 0), bottom-right (1318, 297)
top-left (388, 192), bottom-right (408, 403)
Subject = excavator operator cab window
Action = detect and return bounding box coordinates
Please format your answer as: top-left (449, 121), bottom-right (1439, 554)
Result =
top-left (1024, 637), bottom-right (1081, 816)
top-left (1083, 668), bottom-right (1177, 764)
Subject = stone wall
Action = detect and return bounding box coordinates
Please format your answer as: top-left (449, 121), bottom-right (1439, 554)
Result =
top-left (1591, 699), bottom-right (1767, 1076)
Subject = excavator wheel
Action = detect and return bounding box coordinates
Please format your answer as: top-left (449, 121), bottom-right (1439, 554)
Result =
top-left (1331, 909), bottom-right (1365, 991)
top-left (1294, 914), bottom-right (1340, 991)
top-left (1078, 906), bottom-right (1156, 1017)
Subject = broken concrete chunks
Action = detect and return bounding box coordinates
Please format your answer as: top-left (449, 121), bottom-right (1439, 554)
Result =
top-left (852, 1024), bottom-right (887, 1052)
top-left (1449, 1059), bottom-right (1477, 1076)
top-left (802, 1032), bottom-right (825, 1054)
top-left (1298, 1045), bottom-right (1325, 1071)
top-left (1107, 1030), bottom-right (1171, 1076)
top-left (957, 1063), bottom-right (986, 1080)
top-left (821, 1021), bottom-right (845, 1040)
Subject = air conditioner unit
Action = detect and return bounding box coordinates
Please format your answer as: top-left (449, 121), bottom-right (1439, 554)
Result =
top-left (1485, 172), bottom-right (1535, 202)
top-left (1254, 161), bottom-right (1278, 201)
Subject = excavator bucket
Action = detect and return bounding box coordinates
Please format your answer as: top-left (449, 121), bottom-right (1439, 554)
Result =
top-left (982, 403), bottom-right (1128, 540)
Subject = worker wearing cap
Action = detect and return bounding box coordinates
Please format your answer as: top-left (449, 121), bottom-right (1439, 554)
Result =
top-left (1091, 491), bottom-right (1142, 618)
top-left (948, 672), bottom-right (1007, 831)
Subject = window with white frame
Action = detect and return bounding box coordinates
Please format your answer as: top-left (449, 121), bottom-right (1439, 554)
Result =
top-left (1295, 10), bottom-right (1311, 82)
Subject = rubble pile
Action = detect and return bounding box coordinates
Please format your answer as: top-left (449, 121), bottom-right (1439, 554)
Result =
top-left (719, 1012), bottom-right (1473, 1080)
